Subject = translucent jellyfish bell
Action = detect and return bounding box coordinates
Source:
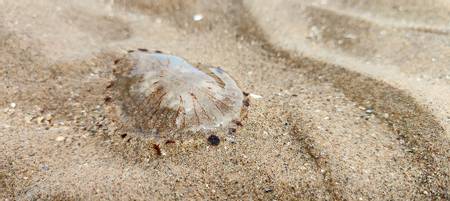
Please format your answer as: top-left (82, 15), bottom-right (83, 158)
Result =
top-left (109, 50), bottom-right (246, 138)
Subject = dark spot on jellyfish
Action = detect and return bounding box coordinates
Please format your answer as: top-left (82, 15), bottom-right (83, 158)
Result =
top-left (243, 99), bottom-right (250, 107)
top-left (243, 91), bottom-right (249, 96)
top-left (104, 96), bottom-right (112, 103)
top-left (114, 59), bottom-right (120, 65)
top-left (232, 120), bottom-right (243, 127)
top-left (165, 140), bottom-right (176, 144)
top-left (153, 144), bottom-right (162, 155)
top-left (120, 133), bottom-right (127, 138)
top-left (264, 188), bottom-right (274, 193)
top-left (138, 48), bottom-right (148, 52)
top-left (154, 50), bottom-right (163, 53)
top-left (127, 50), bottom-right (135, 53)
top-left (207, 135), bottom-right (220, 146)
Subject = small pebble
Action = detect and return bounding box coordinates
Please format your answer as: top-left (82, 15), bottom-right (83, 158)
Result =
top-left (10, 102), bottom-right (16, 108)
top-left (264, 188), bottom-right (273, 193)
top-left (193, 14), bottom-right (203, 21)
top-left (55, 136), bottom-right (65, 142)
top-left (207, 135), bottom-right (220, 146)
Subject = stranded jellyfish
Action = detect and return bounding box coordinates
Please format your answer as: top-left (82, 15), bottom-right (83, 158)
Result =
top-left (108, 49), bottom-right (247, 141)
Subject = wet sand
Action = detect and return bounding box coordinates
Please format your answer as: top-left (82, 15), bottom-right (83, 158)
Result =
top-left (0, 0), bottom-right (449, 200)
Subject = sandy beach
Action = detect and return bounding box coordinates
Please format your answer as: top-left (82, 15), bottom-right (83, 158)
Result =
top-left (0, 0), bottom-right (449, 200)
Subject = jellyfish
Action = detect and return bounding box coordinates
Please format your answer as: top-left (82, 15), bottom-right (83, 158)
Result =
top-left (107, 49), bottom-right (247, 141)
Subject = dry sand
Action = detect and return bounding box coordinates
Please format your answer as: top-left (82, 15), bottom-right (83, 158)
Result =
top-left (0, 0), bottom-right (449, 200)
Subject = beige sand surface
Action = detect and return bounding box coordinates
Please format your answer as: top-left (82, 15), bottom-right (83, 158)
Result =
top-left (0, 0), bottom-right (448, 200)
